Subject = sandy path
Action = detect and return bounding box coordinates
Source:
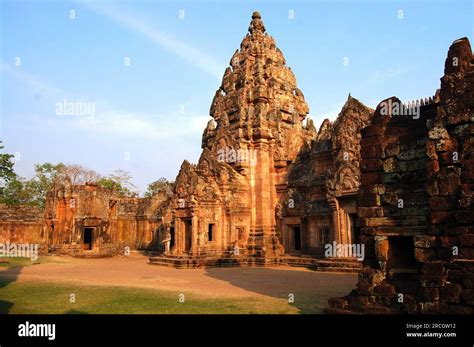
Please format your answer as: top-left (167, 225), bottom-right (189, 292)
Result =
top-left (0, 253), bottom-right (357, 300)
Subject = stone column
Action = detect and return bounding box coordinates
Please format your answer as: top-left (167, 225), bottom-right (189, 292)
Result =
top-left (328, 197), bottom-right (341, 244)
top-left (246, 138), bottom-right (283, 257)
top-left (191, 214), bottom-right (198, 254)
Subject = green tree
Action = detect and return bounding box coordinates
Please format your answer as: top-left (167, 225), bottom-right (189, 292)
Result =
top-left (0, 158), bottom-right (104, 208)
top-left (145, 177), bottom-right (173, 198)
top-left (0, 141), bottom-right (15, 184)
top-left (26, 162), bottom-right (65, 208)
top-left (96, 169), bottom-right (137, 197)
top-left (0, 177), bottom-right (37, 206)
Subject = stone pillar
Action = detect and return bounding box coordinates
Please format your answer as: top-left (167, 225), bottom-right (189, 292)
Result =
top-left (246, 139), bottom-right (283, 257)
top-left (191, 214), bottom-right (198, 254)
top-left (328, 197), bottom-right (341, 244)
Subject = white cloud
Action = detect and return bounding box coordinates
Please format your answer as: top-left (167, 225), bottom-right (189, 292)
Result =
top-left (77, 0), bottom-right (225, 79)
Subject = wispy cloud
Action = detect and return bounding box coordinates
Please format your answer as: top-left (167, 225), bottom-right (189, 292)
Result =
top-left (2, 61), bottom-right (209, 139)
top-left (369, 65), bottom-right (410, 83)
top-left (0, 62), bottom-right (64, 100)
top-left (76, 0), bottom-right (225, 79)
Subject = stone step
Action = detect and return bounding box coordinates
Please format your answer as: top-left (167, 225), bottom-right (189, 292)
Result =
top-left (313, 267), bottom-right (361, 273)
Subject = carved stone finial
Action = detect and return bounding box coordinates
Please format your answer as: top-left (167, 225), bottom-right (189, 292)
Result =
top-left (249, 10), bottom-right (266, 34)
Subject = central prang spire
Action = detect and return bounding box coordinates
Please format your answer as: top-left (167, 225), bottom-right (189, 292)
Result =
top-left (203, 11), bottom-right (314, 167)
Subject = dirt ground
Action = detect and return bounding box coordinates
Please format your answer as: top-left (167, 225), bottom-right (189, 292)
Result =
top-left (0, 253), bottom-right (357, 300)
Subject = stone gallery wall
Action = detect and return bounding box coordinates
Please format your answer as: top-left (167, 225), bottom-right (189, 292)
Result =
top-left (41, 183), bottom-right (169, 256)
top-left (0, 204), bottom-right (44, 248)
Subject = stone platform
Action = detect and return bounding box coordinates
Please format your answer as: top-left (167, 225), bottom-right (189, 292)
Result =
top-left (148, 254), bottom-right (362, 273)
top-left (72, 252), bottom-right (114, 259)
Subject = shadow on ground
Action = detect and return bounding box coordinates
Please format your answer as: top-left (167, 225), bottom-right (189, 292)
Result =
top-left (203, 267), bottom-right (357, 313)
top-left (0, 265), bottom-right (23, 313)
top-left (64, 309), bottom-right (89, 314)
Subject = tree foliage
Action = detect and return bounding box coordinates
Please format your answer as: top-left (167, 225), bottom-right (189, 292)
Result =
top-left (0, 141), bottom-right (15, 185)
top-left (58, 164), bottom-right (101, 185)
top-left (0, 177), bottom-right (37, 206)
top-left (145, 177), bottom-right (173, 198)
top-left (0, 145), bottom-right (140, 206)
top-left (0, 159), bottom-right (104, 208)
top-left (96, 169), bottom-right (138, 197)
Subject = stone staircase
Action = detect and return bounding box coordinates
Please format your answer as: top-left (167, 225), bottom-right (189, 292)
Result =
top-left (148, 254), bottom-right (362, 273)
top-left (283, 256), bottom-right (362, 273)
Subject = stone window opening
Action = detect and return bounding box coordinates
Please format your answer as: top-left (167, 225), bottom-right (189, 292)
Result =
top-left (387, 236), bottom-right (417, 271)
top-left (319, 227), bottom-right (330, 245)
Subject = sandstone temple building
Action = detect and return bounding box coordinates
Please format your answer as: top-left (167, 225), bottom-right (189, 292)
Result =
top-left (1, 12), bottom-right (473, 313)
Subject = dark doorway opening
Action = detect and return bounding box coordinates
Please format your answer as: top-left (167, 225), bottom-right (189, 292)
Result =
top-left (208, 224), bottom-right (214, 242)
top-left (83, 228), bottom-right (93, 251)
top-left (349, 214), bottom-right (359, 243)
top-left (388, 236), bottom-right (417, 270)
top-left (292, 226), bottom-right (301, 251)
top-left (170, 226), bottom-right (175, 249)
top-left (184, 220), bottom-right (192, 252)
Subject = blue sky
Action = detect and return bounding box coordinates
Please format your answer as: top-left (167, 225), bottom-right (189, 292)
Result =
top-left (1, 0), bottom-right (472, 193)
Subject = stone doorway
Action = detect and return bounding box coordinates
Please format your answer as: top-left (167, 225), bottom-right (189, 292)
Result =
top-left (349, 214), bottom-right (358, 244)
top-left (170, 226), bottom-right (175, 249)
top-left (292, 225), bottom-right (302, 251)
top-left (184, 220), bottom-right (192, 252)
top-left (83, 227), bottom-right (94, 251)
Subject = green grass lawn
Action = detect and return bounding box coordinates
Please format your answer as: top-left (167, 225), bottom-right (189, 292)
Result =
top-left (0, 279), bottom-right (306, 314)
top-left (0, 256), bottom-right (66, 268)
top-left (0, 257), bottom-right (38, 268)
top-left (0, 256), bottom-right (323, 314)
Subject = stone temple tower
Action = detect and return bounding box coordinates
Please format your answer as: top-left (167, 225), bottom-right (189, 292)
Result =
top-left (201, 11), bottom-right (315, 258)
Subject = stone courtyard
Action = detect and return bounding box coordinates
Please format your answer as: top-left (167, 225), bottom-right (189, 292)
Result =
top-left (0, 253), bottom-right (357, 313)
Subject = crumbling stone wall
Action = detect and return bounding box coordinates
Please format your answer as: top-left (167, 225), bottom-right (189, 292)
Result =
top-left (327, 37), bottom-right (474, 314)
top-left (426, 37), bottom-right (474, 313)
